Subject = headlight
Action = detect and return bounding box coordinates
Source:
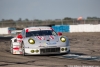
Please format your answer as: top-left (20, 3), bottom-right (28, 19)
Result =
top-left (31, 50), bottom-right (34, 53)
top-left (35, 50), bottom-right (39, 53)
top-left (60, 37), bottom-right (66, 42)
top-left (61, 48), bottom-right (64, 51)
top-left (28, 38), bottom-right (35, 44)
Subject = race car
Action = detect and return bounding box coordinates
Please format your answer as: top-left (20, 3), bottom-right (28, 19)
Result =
top-left (10, 26), bottom-right (70, 55)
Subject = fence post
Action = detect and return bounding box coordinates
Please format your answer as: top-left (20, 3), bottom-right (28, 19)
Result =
top-left (84, 19), bottom-right (85, 24)
top-left (2, 22), bottom-right (3, 27)
top-left (15, 21), bottom-right (17, 28)
top-left (31, 20), bottom-right (33, 26)
top-left (73, 19), bottom-right (74, 25)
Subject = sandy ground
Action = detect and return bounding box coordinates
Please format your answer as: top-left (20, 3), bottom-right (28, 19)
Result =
top-left (0, 32), bottom-right (100, 67)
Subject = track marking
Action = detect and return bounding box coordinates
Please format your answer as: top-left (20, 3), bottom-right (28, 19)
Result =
top-left (62, 54), bottom-right (100, 61)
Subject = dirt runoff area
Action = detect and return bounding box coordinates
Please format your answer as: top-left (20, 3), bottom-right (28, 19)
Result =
top-left (0, 32), bottom-right (100, 67)
top-left (63, 32), bottom-right (100, 56)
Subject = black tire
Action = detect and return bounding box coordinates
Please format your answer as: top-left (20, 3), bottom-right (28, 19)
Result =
top-left (10, 41), bottom-right (13, 54)
top-left (67, 50), bottom-right (70, 54)
top-left (21, 42), bottom-right (25, 56)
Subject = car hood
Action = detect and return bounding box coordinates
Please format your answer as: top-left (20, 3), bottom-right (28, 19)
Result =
top-left (23, 35), bottom-right (59, 47)
top-left (27, 35), bottom-right (59, 42)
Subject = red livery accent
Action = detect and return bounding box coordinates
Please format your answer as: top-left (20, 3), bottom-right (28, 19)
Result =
top-left (58, 32), bottom-right (62, 36)
top-left (26, 29), bottom-right (29, 32)
top-left (17, 34), bottom-right (23, 39)
top-left (13, 47), bottom-right (19, 50)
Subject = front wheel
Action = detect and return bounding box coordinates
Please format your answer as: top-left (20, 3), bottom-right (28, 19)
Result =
top-left (67, 50), bottom-right (70, 54)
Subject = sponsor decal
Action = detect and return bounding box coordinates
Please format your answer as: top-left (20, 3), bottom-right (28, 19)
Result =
top-left (47, 42), bottom-right (56, 45)
top-left (27, 28), bottom-right (40, 31)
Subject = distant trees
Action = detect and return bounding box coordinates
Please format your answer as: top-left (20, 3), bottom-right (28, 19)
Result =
top-left (63, 17), bottom-right (72, 20)
top-left (0, 16), bottom-right (100, 23)
top-left (0, 16), bottom-right (100, 28)
top-left (0, 19), bottom-right (14, 22)
top-left (87, 17), bottom-right (100, 20)
top-left (1, 19), bottom-right (5, 21)
top-left (25, 18), bottom-right (29, 21)
top-left (18, 18), bottom-right (22, 21)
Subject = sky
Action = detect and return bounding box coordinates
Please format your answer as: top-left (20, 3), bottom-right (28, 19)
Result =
top-left (0, 0), bottom-right (100, 21)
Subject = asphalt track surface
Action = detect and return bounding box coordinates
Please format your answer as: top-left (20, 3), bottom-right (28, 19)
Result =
top-left (0, 33), bottom-right (100, 67)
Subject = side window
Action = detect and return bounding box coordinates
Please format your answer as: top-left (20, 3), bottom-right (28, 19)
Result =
top-left (52, 30), bottom-right (57, 36)
top-left (20, 30), bottom-right (23, 35)
top-left (21, 29), bottom-right (25, 37)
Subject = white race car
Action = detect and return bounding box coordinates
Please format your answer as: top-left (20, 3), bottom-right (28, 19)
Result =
top-left (10, 26), bottom-right (70, 55)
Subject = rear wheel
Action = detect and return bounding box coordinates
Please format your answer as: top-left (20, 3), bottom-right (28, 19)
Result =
top-left (10, 41), bottom-right (13, 54)
top-left (21, 43), bottom-right (25, 56)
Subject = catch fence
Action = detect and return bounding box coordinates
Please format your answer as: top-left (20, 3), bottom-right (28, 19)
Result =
top-left (0, 19), bottom-right (100, 28)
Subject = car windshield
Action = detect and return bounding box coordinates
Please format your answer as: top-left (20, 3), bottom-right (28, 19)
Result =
top-left (26, 30), bottom-right (57, 37)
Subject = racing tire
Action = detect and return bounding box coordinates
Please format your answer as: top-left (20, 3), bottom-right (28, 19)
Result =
top-left (67, 50), bottom-right (70, 54)
top-left (60, 50), bottom-right (70, 55)
top-left (10, 41), bottom-right (13, 54)
top-left (21, 43), bottom-right (26, 56)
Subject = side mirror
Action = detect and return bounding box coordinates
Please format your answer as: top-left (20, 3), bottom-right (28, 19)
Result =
top-left (17, 34), bottom-right (23, 39)
top-left (58, 32), bottom-right (62, 36)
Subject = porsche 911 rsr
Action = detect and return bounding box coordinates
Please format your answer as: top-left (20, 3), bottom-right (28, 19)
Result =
top-left (10, 26), bottom-right (70, 55)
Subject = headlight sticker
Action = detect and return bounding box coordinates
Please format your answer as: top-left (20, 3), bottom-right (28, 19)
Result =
top-left (60, 37), bottom-right (66, 42)
top-left (28, 38), bottom-right (35, 44)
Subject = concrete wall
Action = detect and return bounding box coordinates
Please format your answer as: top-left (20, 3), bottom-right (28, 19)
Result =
top-left (0, 27), bottom-right (16, 34)
top-left (52, 25), bottom-right (69, 33)
top-left (0, 27), bottom-right (9, 34)
top-left (0, 24), bottom-right (100, 34)
top-left (70, 24), bottom-right (100, 32)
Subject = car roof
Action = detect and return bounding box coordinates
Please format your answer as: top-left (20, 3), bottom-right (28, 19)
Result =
top-left (24, 26), bottom-right (52, 31)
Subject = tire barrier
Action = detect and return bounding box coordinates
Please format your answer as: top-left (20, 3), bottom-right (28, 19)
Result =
top-left (52, 25), bottom-right (70, 33)
top-left (52, 24), bottom-right (100, 33)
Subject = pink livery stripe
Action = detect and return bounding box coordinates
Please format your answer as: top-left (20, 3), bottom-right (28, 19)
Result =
top-left (37, 36), bottom-right (45, 40)
top-left (49, 35), bottom-right (54, 39)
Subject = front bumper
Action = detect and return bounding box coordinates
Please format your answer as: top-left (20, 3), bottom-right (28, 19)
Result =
top-left (24, 46), bottom-right (70, 55)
